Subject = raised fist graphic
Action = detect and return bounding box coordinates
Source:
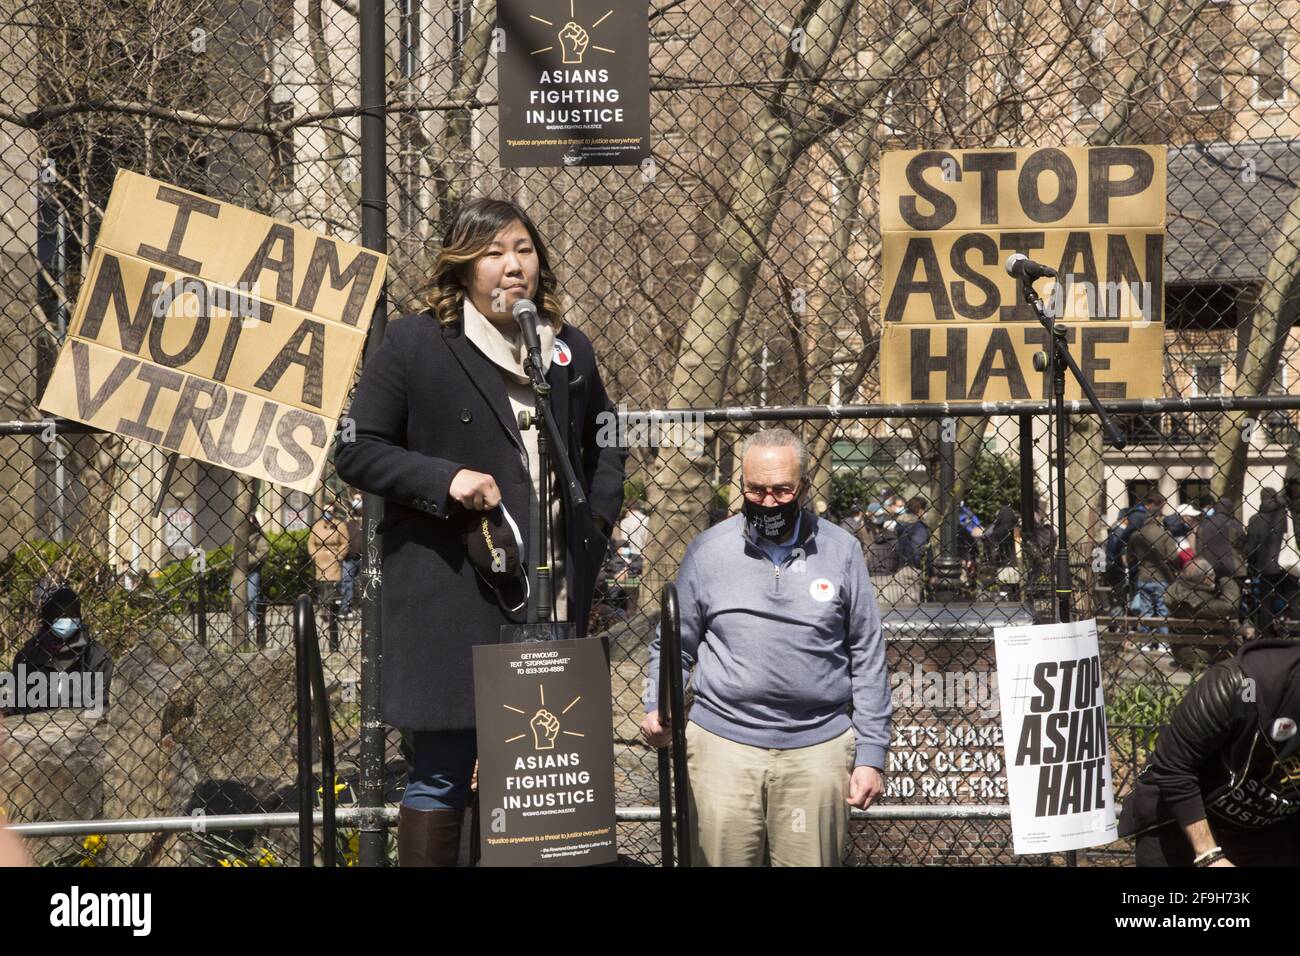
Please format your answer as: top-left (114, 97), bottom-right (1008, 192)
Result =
top-left (558, 21), bottom-right (589, 64)
top-left (531, 708), bottom-right (561, 750)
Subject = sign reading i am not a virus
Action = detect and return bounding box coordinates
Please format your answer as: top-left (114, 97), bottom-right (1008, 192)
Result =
top-left (37, 170), bottom-right (387, 493)
top-left (497, 0), bottom-right (651, 168)
top-left (473, 638), bottom-right (618, 866)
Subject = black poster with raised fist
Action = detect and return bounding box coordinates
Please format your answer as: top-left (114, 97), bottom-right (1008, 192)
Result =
top-left (497, 0), bottom-right (651, 168)
top-left (472, 638), bottom-right (618, 866)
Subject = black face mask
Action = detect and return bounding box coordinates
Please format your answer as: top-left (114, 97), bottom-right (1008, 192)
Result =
top-left (743, 487), bottom-right (803, 541)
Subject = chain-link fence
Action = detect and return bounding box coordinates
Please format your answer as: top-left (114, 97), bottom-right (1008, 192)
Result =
top-left (2, 0), bottom-right (1300, 866)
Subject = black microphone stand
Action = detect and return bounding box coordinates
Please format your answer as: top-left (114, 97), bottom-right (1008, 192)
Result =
top-left (1018, 276), bottom-right (1125, 869)
top-left (1018, 276), bottom-right (1125, 624)
top-left (517, 344), bottom-right (589, 633)
top-left (1019, 274), bottom-right (1123, 868)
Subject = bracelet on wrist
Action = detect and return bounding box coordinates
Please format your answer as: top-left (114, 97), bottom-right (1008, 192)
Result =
top-left (1193, 846), bottom-right (1224, 867)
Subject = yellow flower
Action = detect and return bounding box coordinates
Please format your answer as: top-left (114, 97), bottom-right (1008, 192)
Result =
top-left (315, 779), bottom-right (350, 799)
top-left (83, 834), bottom-right (106, 853)
top-left (257, 847), bottom-right (278, 867)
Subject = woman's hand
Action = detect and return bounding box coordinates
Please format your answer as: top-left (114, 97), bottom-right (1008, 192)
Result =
top-left (449, 469), bottom-right (502, 510)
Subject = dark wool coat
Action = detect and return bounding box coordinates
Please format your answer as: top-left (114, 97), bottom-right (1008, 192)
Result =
top-left (334, 311), bottom-right (626, 731)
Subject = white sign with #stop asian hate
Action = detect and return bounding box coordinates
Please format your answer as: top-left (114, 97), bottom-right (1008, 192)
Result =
top-left (995, 618), bottom-right (1117, 855)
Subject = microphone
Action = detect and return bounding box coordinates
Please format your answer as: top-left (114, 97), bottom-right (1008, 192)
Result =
top-left (1005, 254), bottom-right (1058, 281)
top-left (512, 298), bottom-right (545, 378)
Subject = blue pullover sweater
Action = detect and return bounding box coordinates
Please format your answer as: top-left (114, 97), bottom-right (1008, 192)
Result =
top-left (645, 511), bottom-right (891, 768)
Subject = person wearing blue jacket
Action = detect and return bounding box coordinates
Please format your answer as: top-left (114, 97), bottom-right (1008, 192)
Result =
top-left (641, 428), bottom-right (891, 866)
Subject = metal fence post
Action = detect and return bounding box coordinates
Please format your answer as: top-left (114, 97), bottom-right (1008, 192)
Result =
top-left (256, 599), bottom-right (268, 650)
top-left (357, 0), bottom-right (389, 869)
top-left (197, 571), bottom-right (208, 647)
top-left (1018, 413), bottom-right (1035, 548)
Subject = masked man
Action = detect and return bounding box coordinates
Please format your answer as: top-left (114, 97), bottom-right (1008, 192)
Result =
top-left (6, 586), bottom-right (112, 717)
top-left (641, 428), bottom-right (891, 866)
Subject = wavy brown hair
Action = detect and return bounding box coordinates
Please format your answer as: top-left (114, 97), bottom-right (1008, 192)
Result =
top-left (422, 198), bottom-right (564, 329)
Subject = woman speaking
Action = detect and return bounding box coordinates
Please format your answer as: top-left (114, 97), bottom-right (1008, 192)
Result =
top-left (335, 198), bottom-right (626, 866)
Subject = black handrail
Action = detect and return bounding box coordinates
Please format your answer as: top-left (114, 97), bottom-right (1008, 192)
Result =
top-left (656, 587), bottom-right (674, 867)
top-left (294, 593), bottom-right (337, 867)
top-left (658, 583), bottom-right (690, 867)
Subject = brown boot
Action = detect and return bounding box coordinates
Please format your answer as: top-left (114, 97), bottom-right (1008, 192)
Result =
top-left (397, 806), bottom-right (462, 867)
top-left (468, 800), bottom-right (481, 867)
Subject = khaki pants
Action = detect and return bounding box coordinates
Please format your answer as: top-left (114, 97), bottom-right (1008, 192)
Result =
top-left (685, 721), bottom-right (854, 867)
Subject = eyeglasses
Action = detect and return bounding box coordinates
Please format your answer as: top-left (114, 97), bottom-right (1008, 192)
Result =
top-left (742, 483), bottom-right (801, 504)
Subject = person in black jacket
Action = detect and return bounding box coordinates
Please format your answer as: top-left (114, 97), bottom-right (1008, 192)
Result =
top-left (1194, 495), bottom-right (1245, 621)
top-left (6, 586), bottom-right (112, 718)
top-left (895, 496), bottom-right (930, 571)
top-left (1117, 640), bottom-right (1300, 865)
top-left (985, 504), bottom-right (1018, 569)
top-left (1245, 487), bottom-right (1299, 634)
top-left (334, 198), bottom-right (626, 866)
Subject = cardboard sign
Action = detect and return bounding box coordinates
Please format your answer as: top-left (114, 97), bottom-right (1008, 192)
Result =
top-left (473, 638), bottom-right (618, 866)
top-left (880, 146), bottom-right (1167, 233)
top-left (994, 619), bottom-right (1117, 855)
top-left (37, 170), bottom-right (386, 492)
top-left (497, 0), bottom-right (651, 168)
top-left (880, 321), bottom-right (1165, 402)
top-left (882, 229), bottom-right (1164, 325)
top-left (878, 146), bottom-right (1167, 403)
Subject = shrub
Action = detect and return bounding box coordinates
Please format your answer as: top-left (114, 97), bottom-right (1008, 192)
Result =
top-left (829, 471), bottom-right (875, 520)
top-left (0, 540), bottom-right (184, 664)
top-left (963, 450), bottom-right (1021, 525)
top-left (147, 530), bottom-right (313, 607)
top-left (622, 476), bottom-right (646, 509)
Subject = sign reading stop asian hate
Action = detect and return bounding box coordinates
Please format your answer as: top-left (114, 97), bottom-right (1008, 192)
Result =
top-left (37, 170), bottom-right (387, 493)
top-left (878, 146), bottom-right (1167, 403)
top-left (994, 619), bottom-right (1117, 856)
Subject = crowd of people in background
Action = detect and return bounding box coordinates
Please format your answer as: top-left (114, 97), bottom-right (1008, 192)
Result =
top-left (1101, 487), bottom-right (1300, 654)
top-left (593, 486), bottom-right (1063, 617)
top-left (300, 480), bottom-right (1300, 648)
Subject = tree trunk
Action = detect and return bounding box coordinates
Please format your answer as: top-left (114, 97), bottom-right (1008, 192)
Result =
top-left (643, 2), bottom-right (960, 582)
top-left (306, 0), bottom-right (359, 212)
top-left (0, 4), bottom-right (41, 556)
top-left (1062, 0), bottom-right (1208, 555)
top-left (1210, 199), bottom-right (1300, 511)
top-left (642, 136), bottom-right (796, 583)
top-left (806, 124), bottom-right (875, 505)
top-left (229, 475), bottom-right (255, 651)
top-left (434, 0), bottom-right (495, 233)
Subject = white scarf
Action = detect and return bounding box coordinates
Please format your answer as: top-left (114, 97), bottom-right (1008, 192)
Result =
top-left (461, 296), bottom-right (555, 383)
